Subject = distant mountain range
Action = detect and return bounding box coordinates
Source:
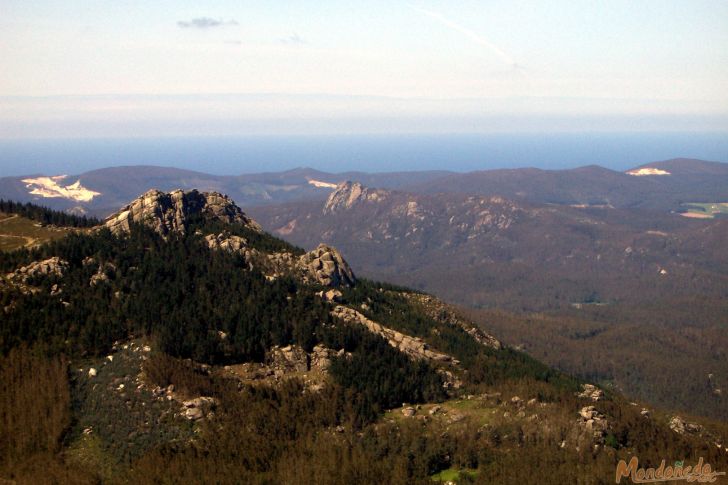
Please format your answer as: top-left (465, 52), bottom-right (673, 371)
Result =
top-left (249, 178), bottom-right (728, 318)
top-left (2, 159), bottom-right (728, 431)
top-left (2, 158), bottom-right (727, 218)
top-left (0, 166), bottom-right (451, 217)
top-left (407, 158), bottom-right (728, 210)
top-left (244, 161), bottom-right (728, 421)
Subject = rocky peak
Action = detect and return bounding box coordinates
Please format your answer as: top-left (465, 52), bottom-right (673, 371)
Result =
top-left (299, 244), bottom-right (356, 287)
top-left (323, 181), bottom-right (389, 215)
top-left (104, 189), bottom-right (262, 236)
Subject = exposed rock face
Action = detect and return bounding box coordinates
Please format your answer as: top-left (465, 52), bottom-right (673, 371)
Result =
top-left (204, 232), bottom-right (248, 252)
top-left (182, 397), bottom-right (217, 421)
top-left (318, 289), bottom-right (343, 303)
top-left (403, 293), bottom-right (501, 350)
top-left (7, 257), bottom-right (68, 284)
top-left (331, 305), bottom-right (454, 364)
top-left (90, 262), bottom-right (116, 286)
top-left (669, 416), bottom-right (703, 435)
top-left (299, 244), bottom-right (356, 287)
top-left (264, 251), bottom-right (300, 280)
top-left (204, 232), bottom-right (355, 289)
top-left (5, 256), bottom-right (68, 295)
top-left (578, 406), bottom-right (609, 443)
top-left (310, 344), bottom-right (335, 371)
top-left (204, 232), bottom-right (258, 266)
top-left (104, 189), bottom-right (261, 236)
top-left (332, 302), bottom-right (465, 391)
top-left (269, 345), bottom-right (309, 374)
top-left (323, 181), bottom-right (389, 215)
top-left (226, 344), bottom-right (338, 392)
top-left (267, 344), bottom-right (337, 374)
top-left (578, 384), bottom-right (605, 402)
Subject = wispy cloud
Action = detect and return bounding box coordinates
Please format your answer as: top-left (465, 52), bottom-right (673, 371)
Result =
top-left (409, 5), bottom-right (519, 68)
top-left (177, 17), bottom-right (238, 29)
top-left (279, 33), bottom-right (307, 46)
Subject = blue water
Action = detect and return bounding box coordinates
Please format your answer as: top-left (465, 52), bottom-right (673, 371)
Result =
top-left (0, 132), bottom-right (726, 177)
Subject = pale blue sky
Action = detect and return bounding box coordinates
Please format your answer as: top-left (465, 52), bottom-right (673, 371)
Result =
top-left (1, 0), bottom-right (727, 137)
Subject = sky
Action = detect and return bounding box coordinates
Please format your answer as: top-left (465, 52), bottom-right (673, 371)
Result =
top-left (1, 0), bottom-right (728, 138)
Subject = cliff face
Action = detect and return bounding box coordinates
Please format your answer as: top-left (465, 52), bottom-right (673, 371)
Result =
top-left (104, 189), bottom-right (262, 236)
top-left (323, 181), bottom-right (390, 215)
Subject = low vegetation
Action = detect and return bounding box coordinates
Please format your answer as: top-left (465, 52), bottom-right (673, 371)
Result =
top-left (0, 199), bottom-right (99, 227)
top-left (0, 212), bottom-right (74, 252)
top-left (679, 202), bottom-right (728, 219)
top-left (1, 210), bottom-right (727, 484)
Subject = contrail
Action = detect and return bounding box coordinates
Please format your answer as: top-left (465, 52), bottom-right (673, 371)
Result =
top-left (410, 5), bottom-right (518, 68)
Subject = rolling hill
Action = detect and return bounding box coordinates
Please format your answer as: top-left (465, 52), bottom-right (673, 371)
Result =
top-left (405, 158), bottom-right (728, 211)
top-left (0, 166), bottom-right (452, 218)
top-left (249, 180), bottom-right (728, 421)
top-left (2, 191), bottom-right (727, 484)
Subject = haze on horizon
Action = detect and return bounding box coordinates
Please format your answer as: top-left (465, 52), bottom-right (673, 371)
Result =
top-left (1, 0), bottom-right (728, 139)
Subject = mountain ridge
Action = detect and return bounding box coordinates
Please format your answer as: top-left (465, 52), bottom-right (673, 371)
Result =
top-left (248, 179), bottom-right (728, 421)
top-left (2, 158), bottom-right (726, 217)
top-left (2, 188), bottom-right (728, 483)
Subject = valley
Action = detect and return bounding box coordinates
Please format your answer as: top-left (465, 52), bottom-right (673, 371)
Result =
top-left (1, 161), bottom-right (727, 483)
top-left (242, 160), bottom-right (728, 422)
top-left (4, 2), bottom-right (726, 482)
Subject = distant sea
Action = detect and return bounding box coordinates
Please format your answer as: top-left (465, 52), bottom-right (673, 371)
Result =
top-left (0, 132), bottom-right (726, 177)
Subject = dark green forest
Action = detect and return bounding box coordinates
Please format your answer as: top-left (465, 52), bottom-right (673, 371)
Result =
top-left (0, 199), bottom-right (99, 227)
top-left (1, 216), bottom-right (727, 484)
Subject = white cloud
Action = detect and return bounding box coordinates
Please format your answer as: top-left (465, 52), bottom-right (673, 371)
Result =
top-left (177, 17), bottom-right (238, 29)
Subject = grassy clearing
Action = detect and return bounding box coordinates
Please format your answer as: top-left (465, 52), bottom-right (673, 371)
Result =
top-left (0, 212), bottom-right (72, 251)
top-left (680, 202), bottom-right (728, 219)
top-left (431, 467), bottom-right (478, 482)
top-left (384, 396), bottom-right (500, 428)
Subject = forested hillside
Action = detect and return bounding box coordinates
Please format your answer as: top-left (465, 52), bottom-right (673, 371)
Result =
top-left (1, 192), bottom-right (727, 484)
top-left (249, 181), bottom-right (728, 421)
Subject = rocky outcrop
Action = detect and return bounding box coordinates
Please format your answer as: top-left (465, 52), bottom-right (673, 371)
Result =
top-left (8, 256), bottom-right (68, 283)
top-left (323, 181), bottom-right (389, 215)
top-left (317, 289), bottom-right (343, 303)
top-left (578, 406), bottom-right (609, 443)
top-left (203, 232), bottom-right (355, 288)
top-left (204, 232), bottom-right (258, 266)
top-left (269, 345), bottom-right (310, 373)
top-left (310, 344), bottom-right (336, 371)
top-left (90, 262), bottom-right (116, 286)
top-left (105, 188), bottom-right (357, 289)
top-left (226, 344), bottom-right (340, 392)
top-left (669, 416), bottom-right (703, 436)
top-left (578, 384), bottom-right (605, 402)
top-left (402, 407), bottom-right (416, 417)
top-left (182, 397), bottom-right (217, 421)
top-left (104, 189), bottom-right (261, 236)
top-left (5, 257), bottom-right (69, 295)
top-left (403, 293), bottom-right (501, 350)
top-left (204, 232), bottom-right (248, 252)
top-left (331, 305), bottom-right (454, 364)
top-left (299, 244), bottom-right (356, 287)
top-left (263, 251), bottom-right (300, 280)
top-left (267, 344), bottom-right (337, 374)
